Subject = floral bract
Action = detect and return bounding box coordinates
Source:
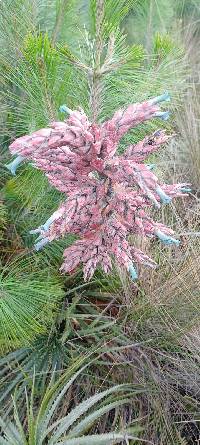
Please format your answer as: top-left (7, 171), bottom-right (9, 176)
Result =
top-left (7, 92), bottom-right (190, 280)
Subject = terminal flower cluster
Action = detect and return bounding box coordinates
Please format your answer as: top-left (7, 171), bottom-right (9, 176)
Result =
top-left (7, 92), bottom-right (190, 280)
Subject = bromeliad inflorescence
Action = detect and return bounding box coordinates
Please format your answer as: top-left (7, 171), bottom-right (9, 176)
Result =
top-left (6, 93), bottom-right (190, 280)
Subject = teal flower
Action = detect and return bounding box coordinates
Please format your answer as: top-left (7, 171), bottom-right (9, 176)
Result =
top-left (59, 104), bottom-right (72, 114)
top-left (150, 91), bottom-right (170, 105)
top-left (5, 155), bottom-right (25, 175)
top-left (42, 214), bottom-right (57, 231)
top-left (156, 186), bottom-right (172, 204)
top-left (154, 111), bottom-right (170, 121)
top-left (146, 164), bottom-right (156, 170)
top-left (180, 187), bottom-right (192, 193)
top-left (129, 264), bottom-right (138, 280)
top-left (30, 212), bottom-right (61, 238)
top-left (34, 238), bottom-right (49, 251)
top-left (155, 230), bottom-right (180, 245)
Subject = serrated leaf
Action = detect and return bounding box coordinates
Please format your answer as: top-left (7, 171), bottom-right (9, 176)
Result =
top-left (47, 384), bottom-right (131, 443)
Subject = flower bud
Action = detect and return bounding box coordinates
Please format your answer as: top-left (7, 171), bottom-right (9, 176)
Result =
top-left (150, 91), bottom-right (170, 105)
top-left (59, 104), bottom-right (72, 114)
top-left (155, 230), bottom-right (180, 245)
top-left (128, 263), bottom-right (138, 280)
top-left (34, 238), bottom-right (49, 251)
top-left (154, 111), bottom-right (170, 121)
top-left (156, 186), bottom-right (172, 204)
top-left (5, 155), bottom-right (25, 175)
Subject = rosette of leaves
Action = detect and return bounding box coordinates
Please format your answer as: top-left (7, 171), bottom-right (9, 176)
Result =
top-left (0, 279), bottom-right (128, 419)
top-left (0, 358), bottom-right (144, 445)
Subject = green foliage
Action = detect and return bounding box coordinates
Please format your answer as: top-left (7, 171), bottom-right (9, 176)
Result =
top-left (0, 1), bottom-right (88, 138)
top-left (23, 31), bottom-right (60, 81)
top-left (0, 290), bottom-right (126, 416)
top-left (0, 257), bottom-right (64, 351)
top-left (174, 0), bottom-right (200, 21)
top-left (0, 0), bottom-right (188, 142)
top-left (123, 0), bottom-right (175, 47)
top-left (0, 201), bottom-right (7, 241)
top-left (4, 167), bottom-right (61, 242)
top-left (153, 32), bottom-right (183, 61)
top-left (89, 0), bottom-right (138, 38)
top-left (1, 34), bottom-right (64, 135)
top-left (0, 358), bottom-right (141, 444)
top-left (174, 83), bottom-right (200, 188)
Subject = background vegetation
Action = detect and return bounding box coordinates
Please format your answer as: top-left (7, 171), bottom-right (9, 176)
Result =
top-left (0, 0), bottom-right (200, 443)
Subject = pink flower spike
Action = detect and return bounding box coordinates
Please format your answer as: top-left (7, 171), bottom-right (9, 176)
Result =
top-left (6, 93), bottom-right (188, 280)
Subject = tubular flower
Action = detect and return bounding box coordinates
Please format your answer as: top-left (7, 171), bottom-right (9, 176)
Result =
top-left (7, 93), bottom-right (190, 280)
